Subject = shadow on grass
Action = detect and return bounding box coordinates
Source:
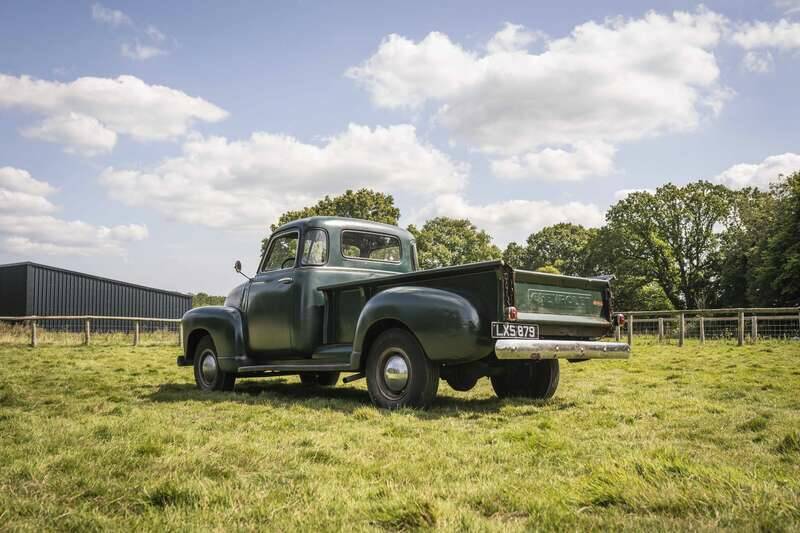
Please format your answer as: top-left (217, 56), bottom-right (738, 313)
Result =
top-left (144, 380), bottom-right (557, 417)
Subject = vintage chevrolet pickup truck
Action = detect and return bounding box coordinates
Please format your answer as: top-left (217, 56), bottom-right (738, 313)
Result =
top-left (179, 217), bottom-right (629, 409)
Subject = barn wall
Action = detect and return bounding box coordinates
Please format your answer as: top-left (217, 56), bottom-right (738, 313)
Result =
top-left (0, 263), bottom-right (28, 316)
top-left (0, 262), bottom-right (191, 332)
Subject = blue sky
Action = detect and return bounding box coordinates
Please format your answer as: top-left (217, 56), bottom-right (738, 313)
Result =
top-left (1, 0), bottom-right (799, 295)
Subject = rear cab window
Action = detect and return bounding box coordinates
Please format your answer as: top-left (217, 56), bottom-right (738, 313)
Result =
top-left (341, 230), bottom-right (401, 263)
top-left (301, 229), bottom-right (328, 266)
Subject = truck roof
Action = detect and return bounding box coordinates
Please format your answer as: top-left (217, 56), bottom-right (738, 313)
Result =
top-left (273, 216), bottom-right (414, 241)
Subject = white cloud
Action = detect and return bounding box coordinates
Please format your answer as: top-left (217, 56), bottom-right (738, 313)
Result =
top-left (98, 124), bottom-right (468, 229)
top-left (713, 152), bottom-right (800, 189)
top-left (491, 141), bottom-right (616, 181)
top-left (731, 19), bottom-right (800, 49)
top-left (349, 10), bottom-right (730, 182)
top-left (91, 4), bottom-right (171, 60)
top-left (121, 42), bottom-right (166, 60)
top-left (346, 32), bottom-right (481, 109)
top-left (21, 112), bottom-right (117, 155)
top-left (0, 74), bottom-right (227, 153)
top-left (414, 193), bottom-right (605, 246)
top-left (0, 166), bottom-right (56, 196)
top-left (486, 23), bottom-right (544, 53)
top-left (91, 3), bottom-right (132, 27)
top-left (742, 50), bottom-right (775, 73)
top-left (0, 167), bottom-right (147, 256)
top-left (613, 188), bottom-right (656, 200)
top-left (775, 0), bottom-right (800, 15)
top-left (145, 25), bottom-right (166, 42)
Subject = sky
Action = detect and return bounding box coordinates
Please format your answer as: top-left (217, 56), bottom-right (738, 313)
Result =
top-left (1, 0), bottom-right (799, 296)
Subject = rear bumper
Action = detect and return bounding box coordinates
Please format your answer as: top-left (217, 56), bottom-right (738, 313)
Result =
top-left (494, 339), bottom-right (630, 360)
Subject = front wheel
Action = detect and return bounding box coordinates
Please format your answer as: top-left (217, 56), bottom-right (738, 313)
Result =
top-left (193, 336), bottom-right (236, 392)
top-left (366, 328), bottom-right (439, 410)
top-left (491, 360), bottom-right (559, 399)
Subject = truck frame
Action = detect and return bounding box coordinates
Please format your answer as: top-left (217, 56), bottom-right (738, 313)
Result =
top-left (179, 217), bottom-right (629, 409)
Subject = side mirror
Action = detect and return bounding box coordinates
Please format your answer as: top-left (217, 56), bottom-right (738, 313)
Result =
top-left (234, 260), bottom-right (252, 281)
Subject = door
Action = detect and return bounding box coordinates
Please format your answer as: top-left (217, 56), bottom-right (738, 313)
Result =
top-left (245, 231), bottom-right (299, 357)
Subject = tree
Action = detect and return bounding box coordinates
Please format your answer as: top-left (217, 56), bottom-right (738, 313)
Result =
top-left (263, 189), bottom-right (400, 252)
top-left (535, 265), bottom-right (561, 274)
top-left (192, 293), bottom-right (225, 307)
top-left (408, 217), bottom-right (501, 269)
top-left (717, 187), bottom-right (773, 307)
top-left (502, 242), bottom-right (526, 268)
top-left (604, 181), bottom-right (734, 309)
top-left (509, 223), bottom-right (598, 276)
top-left (747, 172), bottom-right (800, 306)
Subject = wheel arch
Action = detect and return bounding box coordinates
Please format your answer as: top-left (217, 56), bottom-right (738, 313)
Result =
top-left (181, 305), bottom-right (246, 369)
top-left (351, 286), bottom-right (492, 368)
top-left (185, 328), bottom-right (212, 364)
top-left (358, 318), bottom-right (417, 371)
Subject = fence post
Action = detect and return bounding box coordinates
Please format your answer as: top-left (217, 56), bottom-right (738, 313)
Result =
top-left (179, 322), bottom-right (184, 349)
top-left (658, 318), bottom-right (664, 343)
top-left (678, 313), bottom-right (685, 347)
top-left (84, 318), bottom-right (91, 346)
top-left (751, 314), bottom-right (758, 344)
top-left (30, 320), bottom-right (38, 348)
top-left (134, 320), bottom-right (140, 347)
top-left (627, 315), bottom-right (634, 346)
top-left (737, 311), bottom-right (745, 346)
top-left (699, 316), bottom-right (705, 345)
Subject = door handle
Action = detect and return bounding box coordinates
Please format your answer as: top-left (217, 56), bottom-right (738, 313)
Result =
top-left (277, 277), bottom-right (294, 284)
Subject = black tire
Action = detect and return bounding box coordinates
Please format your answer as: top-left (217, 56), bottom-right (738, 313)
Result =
top-left (299, 372), bottom-right (340, 387)
top-left (193, 336), bottom-right (236, 392)
top-left (366, 328), bottom-right (439, 410)
top-left (491, 360), bottom-right (559, 399)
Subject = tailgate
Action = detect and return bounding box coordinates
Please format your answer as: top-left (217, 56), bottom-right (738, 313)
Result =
top-left (512, 269), bottom-right (611, 338)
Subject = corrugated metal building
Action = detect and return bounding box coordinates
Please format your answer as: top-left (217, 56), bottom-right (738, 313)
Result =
top-left (0, 262), bottom-right (191, 331)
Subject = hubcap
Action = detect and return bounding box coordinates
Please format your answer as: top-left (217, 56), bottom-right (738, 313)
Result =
top-left (200, 350), bottom-right (218, 384)
top-left (383, 353), bottom-right (409, 392)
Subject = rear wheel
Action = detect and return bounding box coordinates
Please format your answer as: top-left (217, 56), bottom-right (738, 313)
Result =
top-left (193, 336), bottom-right (236, 392)
top-left (491, 360), bottom-right (559, 399)
top-left (299, 372), bottom-right (340, 387)
top-left (366, 328), bottom-right (439, 410)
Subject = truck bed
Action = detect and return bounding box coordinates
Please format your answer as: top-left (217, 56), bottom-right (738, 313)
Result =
top-left (318, 260), bottom-right (613, 348)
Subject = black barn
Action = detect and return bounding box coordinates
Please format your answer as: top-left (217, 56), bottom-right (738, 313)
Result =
top-left (0, 262), bottom-right (191, 331)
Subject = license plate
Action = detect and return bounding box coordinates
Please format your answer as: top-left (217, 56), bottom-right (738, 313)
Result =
top-left (491, 322), bottom-right (539, 339)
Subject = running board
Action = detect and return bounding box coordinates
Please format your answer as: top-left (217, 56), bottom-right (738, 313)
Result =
top-left (237, 360), bottom-right (353, 373)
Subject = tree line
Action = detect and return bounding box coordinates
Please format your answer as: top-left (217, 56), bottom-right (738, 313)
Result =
top-left (250, 171), bottom-right (799, 312)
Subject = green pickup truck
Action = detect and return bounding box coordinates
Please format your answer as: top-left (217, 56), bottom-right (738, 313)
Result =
top-left (179, 217), bottom-right (629, 409)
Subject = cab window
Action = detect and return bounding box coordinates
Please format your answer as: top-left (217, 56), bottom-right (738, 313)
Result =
top-left (262, 232), bottom-right (299, 271)
top-left (341, 231), bottom-right (401, 263)
top-left (301, 229), bottom-right (328, 266)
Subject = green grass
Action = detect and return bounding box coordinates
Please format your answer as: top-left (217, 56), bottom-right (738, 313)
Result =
top-left (1, 341), bottom-right (799, 531)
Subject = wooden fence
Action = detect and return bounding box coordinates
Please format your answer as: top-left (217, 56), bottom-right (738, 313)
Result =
top-left (0, 315), bottom-right (182, 348)
top-left (613, 307), bottom-right (800, 347)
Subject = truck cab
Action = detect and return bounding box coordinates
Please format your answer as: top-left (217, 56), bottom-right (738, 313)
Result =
top-left (229, 217), bottom-right (414, 359)
top-left (180, 216), bottom-right (629, 409)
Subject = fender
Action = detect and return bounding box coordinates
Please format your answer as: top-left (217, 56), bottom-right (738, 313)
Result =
top-left (182, 306), bottom-right (246, 372)
top-left (352, 286), bottom-right (492, 366)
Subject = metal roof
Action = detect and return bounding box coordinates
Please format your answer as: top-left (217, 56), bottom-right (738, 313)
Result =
top-left (0, 261), bottom-right (191, 298)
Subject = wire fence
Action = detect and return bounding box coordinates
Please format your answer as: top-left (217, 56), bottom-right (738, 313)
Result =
top-left (613, 307), bottom-right (800, 346)
top-left (0, 316), bottom-right (182, 347)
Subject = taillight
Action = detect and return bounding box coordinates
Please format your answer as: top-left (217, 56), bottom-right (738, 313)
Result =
top-left (506, 306), bottom-right (518, 321)
top-left (615, 313), bottom-right (626, 327)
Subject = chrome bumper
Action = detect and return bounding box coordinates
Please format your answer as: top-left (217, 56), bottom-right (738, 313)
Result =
top-left (495, 339), bottom-right (630, 360)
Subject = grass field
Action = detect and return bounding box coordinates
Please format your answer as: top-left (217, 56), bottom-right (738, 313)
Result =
top-left (1, 340), bottom-right (799, 531)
